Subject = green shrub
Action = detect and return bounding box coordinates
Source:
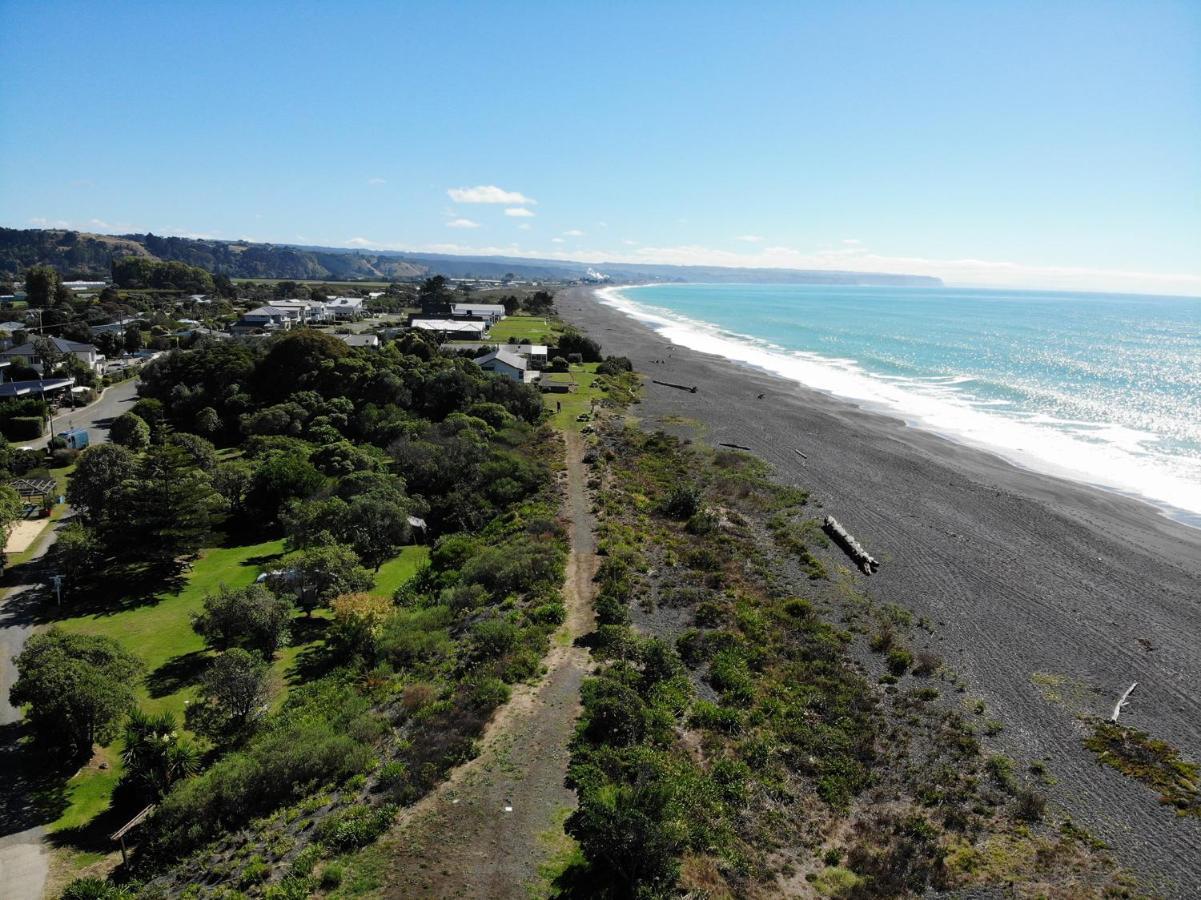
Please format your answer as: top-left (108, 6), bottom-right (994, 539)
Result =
top-left (4, 415), bottom-right (43, 440)
top-left (316, 803), bottom-right (397, 851)
top-left (239, 855), bottom-right (270, 887)
top-left (320, 863), bottom-right (345, 889)
top-left (886, 647), bottom-right (913, 675)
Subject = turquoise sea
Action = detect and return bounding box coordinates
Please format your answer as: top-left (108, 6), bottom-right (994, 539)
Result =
top-left (599, 284), bottom-right (1201, 525)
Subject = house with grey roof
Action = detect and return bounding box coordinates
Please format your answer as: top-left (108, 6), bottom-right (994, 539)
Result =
top-left (473, 348), bottom-right (540, 384)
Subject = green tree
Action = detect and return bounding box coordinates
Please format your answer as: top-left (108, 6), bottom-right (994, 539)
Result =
top-left (191, 584), bottom-right (293, 657)
top-left (0, 483), bottom-right (23, 549)
top-left (109, 411), bottom-right (150, 450)
top-left (123, 324), bottom-right (144, 353)
top-left (24, 265), bottom-right (61, 308)
top-left (55, 521), bottom-right (101, 590)
top-left (274, 543), bottom-right (372, 616)
top-left (112, 444), bottom-right (221, 565)
top-left (9, 628), bottom-right (143, 757)
top-left (67, 443), bottom-right (137, 523)
top-left (243, 448), bottom-right (326, 526)
top-left (121, 709), bottom-right (200, 800)
top-left (194, 406), bottom-right (221, 437)
top-left (192, 648), bottom-right (270, 725)
top-left (344, 495), bottom-right (411, 571)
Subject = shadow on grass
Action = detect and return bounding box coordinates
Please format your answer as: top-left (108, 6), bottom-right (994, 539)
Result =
top-left (146, 650), bottom-right (210, 698)
top-left (286, 618), bottom-right (338, 685)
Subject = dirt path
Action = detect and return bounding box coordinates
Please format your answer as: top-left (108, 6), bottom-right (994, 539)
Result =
top-left (380, 431), bottom-right (596, 898)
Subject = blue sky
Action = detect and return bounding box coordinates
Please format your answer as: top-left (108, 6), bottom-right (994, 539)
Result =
top-left (1, 0), bottom-right (1198, 294)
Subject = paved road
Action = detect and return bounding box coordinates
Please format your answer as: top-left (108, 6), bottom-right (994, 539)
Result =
top-left (31, 377), bottom-right (139, 449)
top-left (1, 378), bottom-right (138, 899)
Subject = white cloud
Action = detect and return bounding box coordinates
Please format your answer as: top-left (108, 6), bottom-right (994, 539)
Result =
top-left (504, 207), bottom-right (535, 218)
top-left (446, 218), bottom-right (481, 229)
top-left (447, 185), bottom-right (536, 205)
top-left (517, 223), bottom-right (532, 231)
top-left (346, 237), bottom-right (376, 247)
top-left (551, 237), bottom-right (565, 243)
top-left (563, 229), bottom-right (585, 237)
top-left (622, 239), bottom-right (639, 246)
top-left (736, 234), bottom-right (764, 243)
top-left (842, 238), bottom-right (862, 245)
top-left (367, 177), bottom-right (387, 185)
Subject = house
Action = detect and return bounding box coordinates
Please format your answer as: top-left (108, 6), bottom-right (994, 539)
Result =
top-left (451, 303), bottom-right (506, 324)
top-left (473, 348), bottom-right (540, 384)
top-left (62, 280), bottom-right (107, 292)
top-left (0, 337), bottom-right (104, 374)
top-left (515, 344), bottom-right (548, 364)
top-left (325, 297), bottom-right (365, 320)
top-left (269, 298), bottom-right (332, 323)
top-left (410, 319), bottom-right (489, 339)
top-left (231, 305), bottom-right (292, 334)
top-left (337, 333), bottom-right (380, 349)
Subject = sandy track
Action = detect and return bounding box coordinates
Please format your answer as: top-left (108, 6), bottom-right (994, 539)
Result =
top-left (558, 287), bottom-right (1201, 895)
top-left (380, 432), bottom-right (596, 898)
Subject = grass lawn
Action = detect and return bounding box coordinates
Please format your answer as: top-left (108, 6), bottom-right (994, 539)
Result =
top-left (372, 544), bottom-right (429, 596)
top-left (544, 363), bottom-right (604, 431)
top-left (45, 540), bottom-right (428, 834)
top-left (487, 315), bottom-right (562, 345)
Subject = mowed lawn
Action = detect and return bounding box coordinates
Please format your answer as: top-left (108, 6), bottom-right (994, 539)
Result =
top-left (487, 314), bottom-right (562, 345)
top-left (47, 539), bottom-right (428, 832)
top-left (372, 544), bottom-right (429, 596)
top-left (544, 363), bottom-right (603, 431)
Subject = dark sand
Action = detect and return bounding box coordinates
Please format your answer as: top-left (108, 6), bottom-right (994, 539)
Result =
top-left (559, 286), bottom-right (1201, 894)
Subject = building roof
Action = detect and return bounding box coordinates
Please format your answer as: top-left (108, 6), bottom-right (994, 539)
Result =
top-left (1, 336), bottom-right (97, 356)
top-left (242, 306), bottom-right (287, 318)
top-left (452, 303), bottom-right (506, 315)
top-left (326, 296), bottom-right (364, 306)
top-left (0, 321), bottom-right (25, 333)
top-left (411, 319), bottom-right (488, 334)
top-left (474, 348), bottom-right (528, 371)
top-left (338, 333), bottom-right (380, 348)
top-left (0, 377), bottom-right (75, 397)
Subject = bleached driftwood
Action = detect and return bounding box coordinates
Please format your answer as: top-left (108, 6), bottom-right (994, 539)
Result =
top-left (652, 379), bottom-right (698, 394)
top-left (794, 448), bottom-right (809, 460)
top-left (823, 515), bottom-right (880, 575)
top-left (1110, 681), bottom-right (1138, 722)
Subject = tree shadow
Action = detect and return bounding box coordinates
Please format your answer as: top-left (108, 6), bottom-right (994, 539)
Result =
top-left (0, 721), bottom-right (71, 838)
top-left (146, 650), bottom-right (210, 698)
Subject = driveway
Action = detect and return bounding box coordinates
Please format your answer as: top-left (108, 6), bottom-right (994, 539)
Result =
top-left (30, 377), bottom-right (139, 450)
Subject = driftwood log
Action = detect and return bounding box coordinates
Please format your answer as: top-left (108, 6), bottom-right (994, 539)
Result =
top-left (823, 515), bottom-right (880, 575)
top-left (1110, 682), bottom-right (1138, 722)
top-left (652, 379), bottom-right (698, 394)
top-left (718, 442), bottom-right (752, 451)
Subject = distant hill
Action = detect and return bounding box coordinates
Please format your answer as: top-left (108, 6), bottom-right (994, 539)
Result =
top-left (0, 227), bottom-right (942, 287)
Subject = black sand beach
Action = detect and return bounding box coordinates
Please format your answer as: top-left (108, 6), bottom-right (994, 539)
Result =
top-left (559, 286), bottom-right (1201, 894)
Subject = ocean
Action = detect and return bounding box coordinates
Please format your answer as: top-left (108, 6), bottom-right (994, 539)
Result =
top-left (598, 283), bottom-right (1201, 525)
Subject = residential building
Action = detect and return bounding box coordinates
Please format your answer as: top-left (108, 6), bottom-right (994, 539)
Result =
top-left (451, 302), bottom-right (506, 324)
top-left (231, 305), bottom-right (291, 334)
top-left (410, 319), bottom-right (489, 339)
top-left (338, 333), bottom-right (380, 349)
top-left (0, 336), bottom-right (104, 374)
top-left (269, 298), bottom-right (332, 323)
top-left (62, 280), bottom-right (108, 292)
top-left (473, 348), bottom-right (540, 384)
top-left (0, 321), bottom-right (26, 351)
top-left (325, 296), bottom-right (365, 320)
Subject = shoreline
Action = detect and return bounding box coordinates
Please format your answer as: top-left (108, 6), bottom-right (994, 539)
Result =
top-left (594, 283), bottom-right (1201, 529)
top-left (558, 285), bottom-right (1201, 892)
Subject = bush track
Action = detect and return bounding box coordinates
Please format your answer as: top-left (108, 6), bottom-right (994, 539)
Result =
top-left (378, 431), bottom-right (596, 898)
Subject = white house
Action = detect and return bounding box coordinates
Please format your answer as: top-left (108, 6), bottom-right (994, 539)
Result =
top-left (473, 348), bottom-right (539, 384)
top-left (0, 336), bottom-right (104, 374)
top-left (325, 297), bottom-right (365, 320)
top-left (231, 306), bottom-right (292, 334)
top-left (269, 298), bottom-right (331, 323)
top-left (62, 280), bottom-right (107, 292)
top-left (515, 344), bottom-right (548, 364)
top-left (451, 303), bottom-right (506, 324)
top-left (410, 319), bottom-right (489, 339)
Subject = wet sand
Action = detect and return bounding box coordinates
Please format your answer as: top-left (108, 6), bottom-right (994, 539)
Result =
top-left (558, 286), bottom-right (1201, 894)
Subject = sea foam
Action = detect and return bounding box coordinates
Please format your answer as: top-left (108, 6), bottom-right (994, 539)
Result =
top-left (597, 285), bottom-right (1201, 526)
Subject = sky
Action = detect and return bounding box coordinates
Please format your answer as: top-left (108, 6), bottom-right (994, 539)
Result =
top-left (1, 0), bottom-right (1199, 295)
